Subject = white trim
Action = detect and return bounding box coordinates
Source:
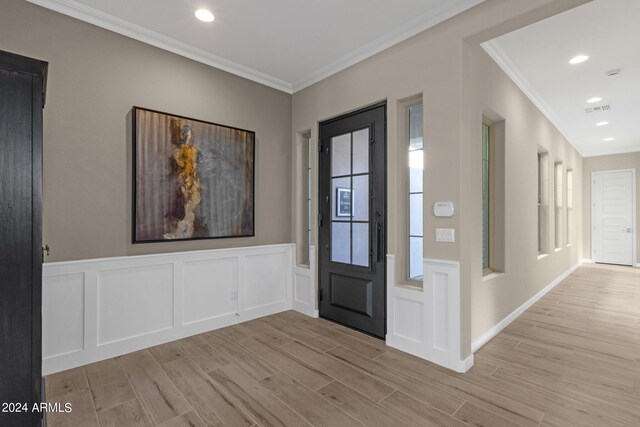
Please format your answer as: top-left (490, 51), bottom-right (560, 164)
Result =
top-left (581, 146), bottom-right (640, 158)
top-left (292, 245), bottom-right (319, 318)
top-left (472, 261), bottom-right (582, 353)
top-left (25, 0), bottom-right (293, 93)
top-left (292, 0), bottom-right (485, 92)
top-left (591, 169), bottom-right (636, 267)
top-left (581, 258), bottom-right (595, 264)
top-left (481, 40), bottom-right (584, 157)
top-left (26, 0), bottom-right (484, 95)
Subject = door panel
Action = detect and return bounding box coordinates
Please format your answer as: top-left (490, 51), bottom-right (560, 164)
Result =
top-left (318, 103), bottom-right (386, 338)
top-left (593, 170), bottom-right (634, 265)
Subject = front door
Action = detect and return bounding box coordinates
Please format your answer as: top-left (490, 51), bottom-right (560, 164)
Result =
top-left (318, 103), bottom-right (386, 338)
top-left (592, 169), bottom-right (635, 265)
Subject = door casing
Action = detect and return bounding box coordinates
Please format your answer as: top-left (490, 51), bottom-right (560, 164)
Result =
top-left (591, 168), bottom-right (636, 266)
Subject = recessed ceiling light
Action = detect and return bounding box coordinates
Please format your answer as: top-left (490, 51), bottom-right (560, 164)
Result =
top-left (569, 55), bottom-right (589, 65)
top-left (195, 9), bottom-right (214, 22)
top-left (587, 97), bottom-right (602, 104)
top-left (596, 121), bottom-right (609, 126)
top-left (604, 137), bottom-right (614, 142)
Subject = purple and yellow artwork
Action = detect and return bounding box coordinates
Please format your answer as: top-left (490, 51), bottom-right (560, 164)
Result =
top-left (133, 107), bottom-right (255, 242)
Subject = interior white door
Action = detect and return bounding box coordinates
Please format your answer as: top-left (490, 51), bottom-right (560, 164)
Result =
top-left (592, 170), bottom-right (634, 265)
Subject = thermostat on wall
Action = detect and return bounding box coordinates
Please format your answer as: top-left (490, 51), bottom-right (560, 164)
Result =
top-left (434, 201), bottom-right (454, 217)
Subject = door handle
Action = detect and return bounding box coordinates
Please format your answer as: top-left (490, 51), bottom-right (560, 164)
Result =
top-left (624, 228), bottom-right (632, 233)
top-left (376, 223), bottom-right (382, 262)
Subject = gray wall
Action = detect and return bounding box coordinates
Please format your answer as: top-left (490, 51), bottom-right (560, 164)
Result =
top-left (582, 152), bottom-right (640, 263)
top-left (463, 42), bottom-right (583, 341)
top-left (290, 0), bottom-right (589, 358)
top-left (0, 0), bottom-right (292, 262)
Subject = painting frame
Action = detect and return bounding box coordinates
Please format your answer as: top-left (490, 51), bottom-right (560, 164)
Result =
top-left (132, 106), bottom-right (256, 244)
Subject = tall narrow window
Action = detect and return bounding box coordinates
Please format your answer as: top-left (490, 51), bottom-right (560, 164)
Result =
top-left (538, 152), bottom-right (549, 254)
top-left (482, 118), bottom-right (493, 273)
top-left (566, 169), bottom-right (573, 246)
top-left (554, 162), bottom-right (563, 249)
top-left (300, 133), bottom-right (312, 265)
top-left (305, 134), bottom-right (312, 263)
top-left (408, 105), bottom-right (424, 279)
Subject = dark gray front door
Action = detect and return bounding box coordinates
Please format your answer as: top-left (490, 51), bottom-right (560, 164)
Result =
top-left (318, 103), bottom-right (386, 338)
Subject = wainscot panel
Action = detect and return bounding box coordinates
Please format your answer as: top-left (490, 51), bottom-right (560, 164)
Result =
top-left (386, 255), bottom-right (472, 373)
top-left (42, 244), bottom-right (294, 375)
top-left (292, 245), bottom-right (319, 318)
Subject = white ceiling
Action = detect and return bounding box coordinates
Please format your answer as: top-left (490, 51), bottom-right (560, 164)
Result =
top-left (27, 0), bottom-right (484, 93)
top-left (483, 0), bottom-right (640, 157)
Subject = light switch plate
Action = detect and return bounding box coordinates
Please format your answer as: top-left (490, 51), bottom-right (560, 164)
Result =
top-left (435, 228), bottom-right (455, 243)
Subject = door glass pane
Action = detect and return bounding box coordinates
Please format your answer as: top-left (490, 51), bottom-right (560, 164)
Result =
top-left (352, 174), bottom-right (369, 222)
top-left (352, 128), bottom-right (369, 174)
top-left (331, 222), bottom-right (350, 263)
top-left (352, 222), bottom-right (369, 267)
top-left (409, 193), bottom-right (423, 236)
top-left (332, 176), bottom-right (351, 221)
top-left (331, 133), bottom-right (351, 177)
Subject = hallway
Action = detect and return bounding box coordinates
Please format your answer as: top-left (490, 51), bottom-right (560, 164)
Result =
top-left (44, 264), bottom-right (640, 426)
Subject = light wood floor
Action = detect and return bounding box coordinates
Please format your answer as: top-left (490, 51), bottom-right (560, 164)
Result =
top-left (45, 263), bottom-right (640, 426)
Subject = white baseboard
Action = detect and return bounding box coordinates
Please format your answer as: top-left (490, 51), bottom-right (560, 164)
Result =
top-left (471, 261), bottom-right (582, 353)
top-left (461, 354), bottom-right (474, 372)
top-left (42, 244), bottom-right (295, 375)
top-left (581, 258), bottom-right (594, 264)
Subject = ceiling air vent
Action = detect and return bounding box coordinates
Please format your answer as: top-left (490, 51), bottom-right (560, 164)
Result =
top-left (584, 104), bottom-right (612, 114)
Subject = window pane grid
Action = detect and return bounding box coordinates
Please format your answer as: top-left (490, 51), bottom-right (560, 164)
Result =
top-left (408, 105), bottom-right (424, 279)
top-left (304, 134), bottom-right (311, 264)
top-left (330, 129), bottom-right (370, 267)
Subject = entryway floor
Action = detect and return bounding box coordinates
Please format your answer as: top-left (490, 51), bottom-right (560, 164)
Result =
top-left (45, 263), bottom-right (640, 426)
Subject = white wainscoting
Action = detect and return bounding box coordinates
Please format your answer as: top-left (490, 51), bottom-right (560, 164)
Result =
top-left (292, 245), bottom-right (319, 318)
top-left (42, 244), bottom-right (294, 375)
top-left (386, 255), bottom-right (472, 373)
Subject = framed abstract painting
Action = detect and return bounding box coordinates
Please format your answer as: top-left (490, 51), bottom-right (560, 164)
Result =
top-left (132, 107), bottom-right (255, 243)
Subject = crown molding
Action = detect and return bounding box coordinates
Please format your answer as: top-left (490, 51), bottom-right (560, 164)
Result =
top-left (25, 0), bottom-right (294, 93)
top-left (27, 0), bottom-right (484, 96)
top-left (291, 0), bottom-right (486, 92)
top-left (482, 39), bottom-right (586, 158)
top-left (581, 145), bottom-right (640, 158)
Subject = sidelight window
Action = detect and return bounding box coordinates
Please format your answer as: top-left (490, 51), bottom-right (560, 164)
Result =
top-left (408, 105), bottom-right (424, 279)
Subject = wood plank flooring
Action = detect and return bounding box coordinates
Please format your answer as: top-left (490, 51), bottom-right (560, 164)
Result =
top-left (45, 263), bottom-right (640, 426)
